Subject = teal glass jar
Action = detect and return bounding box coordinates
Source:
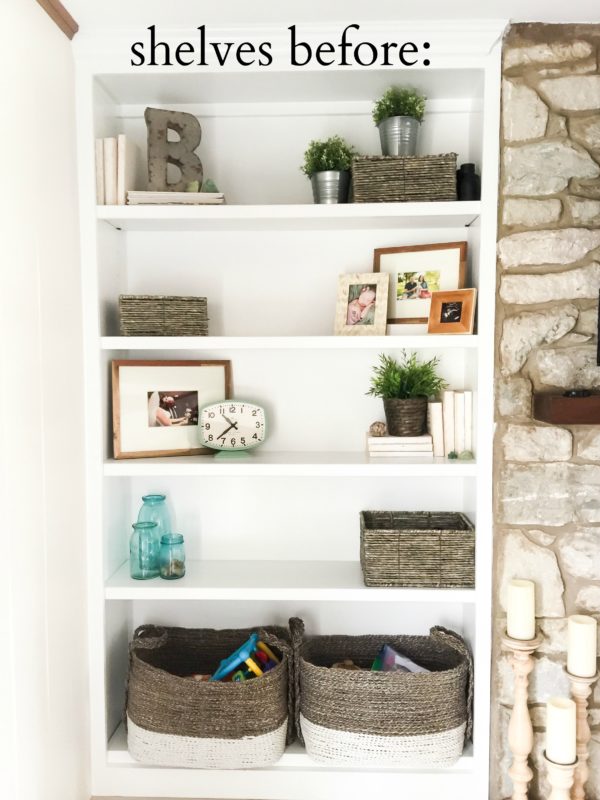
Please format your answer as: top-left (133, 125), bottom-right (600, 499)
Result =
top-left (137, 494), bottom-right (171, 552)
top-left (129, 521), bottom-right (159, 579)
top-left (159, 533), bottom-right (186, 580)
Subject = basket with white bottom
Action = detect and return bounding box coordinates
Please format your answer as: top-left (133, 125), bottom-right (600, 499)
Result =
top-left (126, 624), bottom-right (292, 769)
top-left (291, 618), bottom-right (473, 767)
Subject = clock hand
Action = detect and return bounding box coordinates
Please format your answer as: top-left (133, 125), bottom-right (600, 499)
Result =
top-left (222, 414), bottom-right (237, 427)
top-left (218, 423), bottom-right (238, 438)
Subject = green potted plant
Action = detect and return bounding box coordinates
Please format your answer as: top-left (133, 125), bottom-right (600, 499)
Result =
top-left (367, 351), bottom-right (446, 436)
top-left (301, 135), bottom-right (356, 204)
top-left (372, 87), bottom-right (426, 157)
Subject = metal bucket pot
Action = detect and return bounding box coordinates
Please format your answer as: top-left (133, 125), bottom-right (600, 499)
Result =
top-left (378, 116), bottom-right (420, 156)
top-left (311, 170), bottom-right (351, 204)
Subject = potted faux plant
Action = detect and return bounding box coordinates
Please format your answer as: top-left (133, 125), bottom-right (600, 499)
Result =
top-left (367, 351), bottom-right (446, 436)
top-left (301, 135), bottom-right (356, 204)
top-left (372, 87), bottom-right (426, 157)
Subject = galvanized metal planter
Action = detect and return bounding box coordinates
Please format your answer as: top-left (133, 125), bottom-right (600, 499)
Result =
top-left (310, 170), bottom-right (351, 204)
top-left (378, 115), bottom-right (420, 156)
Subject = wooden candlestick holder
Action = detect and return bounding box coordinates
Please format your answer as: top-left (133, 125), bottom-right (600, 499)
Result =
top-left (566, 670), bottom-right (599, 800)
top-left (502, 632), bottom-right (543, 800)
top-left (544, 753), bottom-right (578, 800)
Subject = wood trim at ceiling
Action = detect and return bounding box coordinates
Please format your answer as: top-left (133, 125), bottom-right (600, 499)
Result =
top-left (36, 0), bottom-right (79, 39)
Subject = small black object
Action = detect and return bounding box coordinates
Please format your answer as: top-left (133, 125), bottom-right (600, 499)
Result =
top-left (563, 389), bottom-right (591, 398)
top-left (456, 163), bottom-right (481, 201)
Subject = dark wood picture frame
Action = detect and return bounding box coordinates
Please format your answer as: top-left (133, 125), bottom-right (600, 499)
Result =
top-left (373, 241), bottom-right (468, 324)
top-left (112, 359), bottom-right (233, 459)
top-left (427, 289), bottom-right (477, 334)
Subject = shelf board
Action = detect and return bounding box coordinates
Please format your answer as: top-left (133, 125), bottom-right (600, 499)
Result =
top-left (104, 451), bottom-right (477, 477)
top-left (101, 334), bottom-right (479, 351)
top-left (97, 201), bottom-right (481, 232)
top-left (107, 722), bottom-right (474, 772)
top-left (105, 559), bottom-right (476, 602)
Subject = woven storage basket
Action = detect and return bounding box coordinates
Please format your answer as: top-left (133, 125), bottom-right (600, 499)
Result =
top-left (352, 153), bottom-right (457, 203)
top-left (360, 511), bottom-right (475, 588)
top-left (126, 624), bottom-right (293, 769)
top-left (383, 397), bottom-right (427, 436)
top-left (119, 295), bottom-right (208, 336)
top-left (291, 617), bottom-right (473, 767)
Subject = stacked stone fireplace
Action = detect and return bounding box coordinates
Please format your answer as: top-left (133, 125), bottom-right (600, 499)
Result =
top-left (494, 23), bottom-right (600, 800)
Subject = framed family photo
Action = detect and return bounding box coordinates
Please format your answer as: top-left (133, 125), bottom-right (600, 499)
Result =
top-left (428, 288), bottom-right (477, 334)
top-left (334, 273), bottom-right (389, 336)
top-left (112, 360), bottom-right (232, 459)
top-left (373, 241), bottom-right (467, 324)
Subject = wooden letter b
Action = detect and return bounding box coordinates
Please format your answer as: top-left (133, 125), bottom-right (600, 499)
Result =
top-left (145, 107), bottom-right (203, 191)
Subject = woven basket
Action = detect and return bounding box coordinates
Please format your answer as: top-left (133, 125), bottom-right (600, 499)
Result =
top-left (352, 153), bottom-right (457, 203)
top-left (119, 295), bottom-right (208, 336)
top-left (360, 511), bottom-right (475, 588)
top-left (291, 618), bottom-right (473, 767)
top-left (383, 397), bottom-right (428, 436)
top-left (125, 624), bottom-right (293, 769)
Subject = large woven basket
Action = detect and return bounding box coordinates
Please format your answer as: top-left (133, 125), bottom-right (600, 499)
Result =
top-left (352, 153), bottom-right (457, 203)
top-left (291, 618), bottom-right (473, 767)
top-left (360, 511), bottom-right (475, 588)
top-left (126, 624), bottom-right (292, 769)
top-left (119, 295), bottom-right (208, 336)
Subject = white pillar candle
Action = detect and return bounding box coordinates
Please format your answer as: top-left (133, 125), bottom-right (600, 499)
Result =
top-left (506, 579), bottom-right (536, 640)
top-left (546, 697), bottom-right (576, 765)
top-left (567, 615), bottom-right (598, 678)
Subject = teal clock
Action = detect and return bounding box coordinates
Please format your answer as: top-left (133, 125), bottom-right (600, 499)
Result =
top-left (199, 401), bottom-right (267, 455)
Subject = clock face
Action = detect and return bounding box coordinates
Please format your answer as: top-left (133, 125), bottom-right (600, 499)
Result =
top-left (199, 401), bottom-right (266, 451)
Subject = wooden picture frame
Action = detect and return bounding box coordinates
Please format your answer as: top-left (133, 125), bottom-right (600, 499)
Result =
top-left (112, 359), bottom-right (232, 459)
top-left (373, 241), bottom-right (467, 324)
top-left (334, 273), bottom-right (389, 336)
top-left (427, 289), bottom-right (477, 334)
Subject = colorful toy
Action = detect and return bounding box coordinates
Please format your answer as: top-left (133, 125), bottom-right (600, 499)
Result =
top-left (209, 633), bottom-right (280, 682)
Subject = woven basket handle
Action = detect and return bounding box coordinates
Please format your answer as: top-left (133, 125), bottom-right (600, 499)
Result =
top-left (430, 626), bottom-right (474, 741)
top-left (259, 628), bottom-right (295, 744)
top-left (288, 617), bottom-right (306, 745)
top-left (130, 624), bottom-right (169, 652)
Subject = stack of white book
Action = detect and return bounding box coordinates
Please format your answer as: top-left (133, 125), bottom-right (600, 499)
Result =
top-left (367, 434), bottom-right (433, 458)
top-left (95, 134), bottom-right (140, 205)
top-left (427, 390), bottom-right (474, 458)
top-left (127, 191), bottom-right (225, 205)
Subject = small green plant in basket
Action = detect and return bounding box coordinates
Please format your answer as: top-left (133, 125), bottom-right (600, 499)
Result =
top-left (367, 351), bottom-right (446, 437)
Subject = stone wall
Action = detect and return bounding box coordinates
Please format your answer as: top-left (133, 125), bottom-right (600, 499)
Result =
top-left (494, 23), bottom-right (600, 800)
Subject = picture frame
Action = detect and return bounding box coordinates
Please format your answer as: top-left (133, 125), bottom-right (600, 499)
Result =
top-left (112, 359), bottom-right (232, 459)
top-left (427, 289), bottom-right (477, 335)
top-left (334, 273), bottom-right (389, 336)
top-left (373, 241), bottom-right (467, 324)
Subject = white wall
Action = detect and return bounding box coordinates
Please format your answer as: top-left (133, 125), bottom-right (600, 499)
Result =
top-left (0, 3), bottom-right (88, 800)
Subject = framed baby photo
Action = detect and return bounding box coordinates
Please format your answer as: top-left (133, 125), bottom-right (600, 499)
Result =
top-left (112, 360), bottom-right (232, 459)
top-left (427, 289), bottom-right (477, 334)
top-left (373, 241), bottom-right (467, 324)
top-left (334, 273), bottom-right (389, 336)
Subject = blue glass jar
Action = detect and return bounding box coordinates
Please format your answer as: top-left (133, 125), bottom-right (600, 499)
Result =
top-left (159, 533), bottom-right (186, 580)
top-left (137, 494), bottom-right (171, 554)
top-left (130, 521), bottom-right (160, 579)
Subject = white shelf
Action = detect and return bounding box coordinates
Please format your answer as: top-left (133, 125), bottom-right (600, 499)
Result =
top-left (107, 722), bottom-right (474, 771)
top-left (105, 559), bottom-right (476, 602)
top-left (101, 334), bottom-right (479, 351)
top-left (104, 451), bottom-right (477, 477)
top-left (97, 201), bottom-right (481, 232)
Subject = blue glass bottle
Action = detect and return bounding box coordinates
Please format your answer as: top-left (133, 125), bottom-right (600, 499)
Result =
top-left (137, 493), bottom-right (171, 554)
top-left (159, 533), bottom-right (186, 580)
top-left (130, 521), bottom-right (160, 579)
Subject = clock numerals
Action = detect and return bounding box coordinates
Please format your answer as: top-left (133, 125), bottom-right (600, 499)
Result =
top-left (202, 402), bottom-right (266, 450)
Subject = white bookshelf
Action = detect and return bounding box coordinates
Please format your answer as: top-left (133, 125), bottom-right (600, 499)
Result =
top-left (74, 20), bottom-right (502, 800)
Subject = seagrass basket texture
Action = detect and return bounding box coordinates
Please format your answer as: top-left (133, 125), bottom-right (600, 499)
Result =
top-left (352, 153), bottom-right (457, 203)
top-left (360, 511), bottom-right (475, 588)
top-left (126, 624), bottom-right (293, 769)
top-left (291, 617), bottom-right (473, 767)
top-left (119, 295), bottom-right (208, 336)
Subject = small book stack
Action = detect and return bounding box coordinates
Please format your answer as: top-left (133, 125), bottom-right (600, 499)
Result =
top-left (95, 134), bottom-right (140, 205)
top-left (127, 191), bottom-right (225, 205)
top-left (427, 389), bottom-right (474, 458)
top-left (367, 434), bottom-right (433, 458)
